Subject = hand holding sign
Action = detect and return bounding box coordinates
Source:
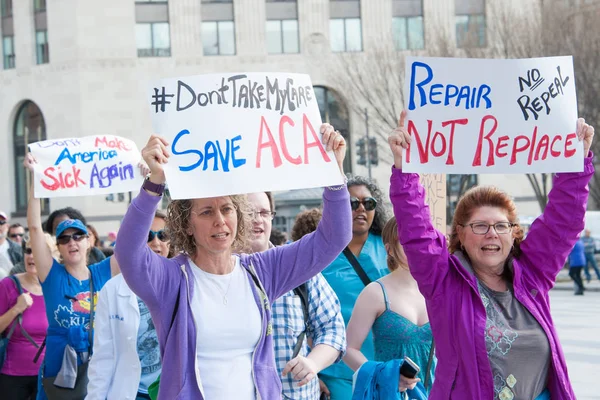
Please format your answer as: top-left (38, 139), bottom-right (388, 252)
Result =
top-left (388, 110), bottom-right (412, 170)
top-left (23, 152), bottom-right (37, 172)
top-left (577, 118), bottom-right (595, 155)
top-left (320, 124), bottom-right (346, 173)
top-left (141, 134), bottom-right (170, 185)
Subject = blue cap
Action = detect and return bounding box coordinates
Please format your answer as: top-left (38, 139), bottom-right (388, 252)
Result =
top-left (55, 219), bottom-right (88, 238)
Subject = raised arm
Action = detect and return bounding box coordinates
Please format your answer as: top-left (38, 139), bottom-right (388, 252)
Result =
top-left (115, 135), bottom-right (178, 309)
top-left (388, 111), bottom-right (451, 299)
top-left (520, 119), bottom-right (595, 292)
top-left (24, 153), bottom-right (53, 283)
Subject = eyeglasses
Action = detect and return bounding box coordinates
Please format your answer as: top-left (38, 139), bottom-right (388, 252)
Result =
top-left (10, 233), bottom-right (24, 239)
top-left (148, 229), bottom-right (169, 242)
top-left (460, 222), bottom-right (514, 235)
top-left (24, 247), bottom-right (33, 255)
top-left (56, 233), bottom-right (89, 245)
top-left (350, 197), bottom-right (377, 211)
top-left (249, 210), bottom-right (276, 220)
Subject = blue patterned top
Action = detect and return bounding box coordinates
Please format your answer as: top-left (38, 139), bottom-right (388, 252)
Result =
top-left (371, 281), bottom-right (435, 389)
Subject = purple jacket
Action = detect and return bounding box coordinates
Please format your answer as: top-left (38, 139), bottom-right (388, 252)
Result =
top-left (115, 186), bottom-right (351, 400)
top-left (390, 156), bottom-right (593, 400)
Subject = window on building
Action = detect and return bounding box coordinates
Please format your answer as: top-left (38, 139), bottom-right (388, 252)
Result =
top-left (136, 22), bottom-right (171, 57)
top-left (455, 14), bottom-right (486, 47)
top-left (1, 0), bottom-right (12, 17)
top-left (3, 35), bottom-right (14, 69)
top-left (34, 0), bottom-right (46, 12)
top-left (35, 30), bottom-right (49, 64)
top-left (13, 101), bottom-right (49, 213)
top-left (313, 86), bottom-right (352, 173)
top-left (330, 18), bottom-right (362, 52)
top-left (391, 0), bottom-right (424, 50)
top-left (455, 0), bottom-right (486, 48)
top-left (266, 20), bottom-right (299, 54)
top-left (202, 21), bottom-right (235, 55)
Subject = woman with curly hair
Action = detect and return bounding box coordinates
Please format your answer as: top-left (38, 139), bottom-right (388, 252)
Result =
top-left (115, 125), bottom-right (351, 400)
top-left (388, 111), bottom-right (595, 400)
top-left (319, 176), bottom-right (390, 399)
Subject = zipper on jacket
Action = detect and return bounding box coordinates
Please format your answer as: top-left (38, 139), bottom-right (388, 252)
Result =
top-left (181, 264), bottom-right (204, 398)
top-left (248, 261), bottom-right (269, 400)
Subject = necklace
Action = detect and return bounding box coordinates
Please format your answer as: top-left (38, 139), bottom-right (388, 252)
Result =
top-left (198, 259), bottom-right (235, 305)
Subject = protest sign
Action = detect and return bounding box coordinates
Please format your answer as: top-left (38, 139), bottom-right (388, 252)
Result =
top-left (29, 135), bottom-right (144, 198)
top-left (147, 72), bottom-right (343, 199)
top-left (403, 56), bottom-right (581, 174)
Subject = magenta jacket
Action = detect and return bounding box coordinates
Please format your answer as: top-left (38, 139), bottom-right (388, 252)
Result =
top-left (115, 186), bottom-right (351, 400)
top-left (390, 156), bottom-right (593, 400)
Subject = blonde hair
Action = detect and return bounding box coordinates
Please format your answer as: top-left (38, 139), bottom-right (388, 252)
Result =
top-left (23, 232), bottom-right (60, 260)
top-left (381, 217), bottom-right (408, 272)
top-left (166, 195), bottom-right (253, 256)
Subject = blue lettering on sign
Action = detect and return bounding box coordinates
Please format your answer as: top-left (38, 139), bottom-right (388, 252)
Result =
top-left (408, 61), bottom-right (493, 111)
top-left (171, 129), bottom-right (247, 172)
top-left (54, 147), bottom-right (118, 165)
top-left (89, 162), bottom-right (134, 188)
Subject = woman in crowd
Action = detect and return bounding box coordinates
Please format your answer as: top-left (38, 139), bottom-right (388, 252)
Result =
top-left (24, 154), bottom-right (119, 400)
top-left (87, 210), bottom-right (170, 400)
top-left (115, 125), bottom-right (351, 400)
top-left (85, 225), bottom-right (106, 265)
top-left (0, 235), bottom-right (50, 399)
top-left (43, 208), bottom-right (106, 266)
top-left (344, 216), bottom-right (434, 396)
top-left (388, 111), bottom-right (595, 400)
top-left (319, 176), bottom-right (389, 399)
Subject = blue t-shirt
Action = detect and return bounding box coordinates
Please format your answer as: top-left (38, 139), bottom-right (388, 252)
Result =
top-left (320, 233), bottom-right (389, 385)
top-left (137, 297), bottom-right (162, 394)
top-left (41, 258), bottom-right (112, 377)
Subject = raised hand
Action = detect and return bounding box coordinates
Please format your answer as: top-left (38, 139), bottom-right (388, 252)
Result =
top-left (320, 123), bottom-right (347, 173)
top-left (23, 152), bottom-right (38, 172)
top-left (387, 110), bottom-right (411, 170)
top-left (141, 135), bottom-right (170, 184)
top-left (577, 118), bottom-right (595, 156)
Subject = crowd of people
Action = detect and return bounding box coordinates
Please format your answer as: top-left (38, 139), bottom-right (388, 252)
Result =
top-left (0, 114), bottom-right (595, 400)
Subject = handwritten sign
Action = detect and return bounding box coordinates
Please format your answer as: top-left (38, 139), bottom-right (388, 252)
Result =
top-left (420, 173), bottom-right (446, 233)
top-left (29, 136), bottom-right (144, 198)
top-left (403, 56), bottom-right (581, 174)
top-left (147, 73), bottom-right (343, 199)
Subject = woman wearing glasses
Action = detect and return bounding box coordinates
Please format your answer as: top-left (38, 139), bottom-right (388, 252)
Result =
top-left (388, 111), bottom-right (595, 400)
top-left (87, 210), bottom-right (170, 400)
top-left (319, 176), bottom-right (390, 400)
top-left (0, 235), bottom-right (50, 399)
top-left (23, 154), bottom-right (119, 400)
top-left (115, 125), bottom-right (350, 400)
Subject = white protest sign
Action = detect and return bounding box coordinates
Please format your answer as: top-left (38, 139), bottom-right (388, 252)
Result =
top-left (29, 135), bottom-right (144, 198)
top-left (147, 72), bottom-right (343, 199)
top-left (403, 56), bottom-right (581, 174)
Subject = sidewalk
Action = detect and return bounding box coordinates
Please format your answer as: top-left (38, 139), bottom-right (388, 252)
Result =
top-left (553, 268), bottom-right (600, 292)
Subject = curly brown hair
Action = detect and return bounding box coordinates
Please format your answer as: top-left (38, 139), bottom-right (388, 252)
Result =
top-left (166, 195), bottom-right (254, 256)
top-left (448, 186), bottom-right (525, 259)
top-left (291, 208), bottom-right (323, 242)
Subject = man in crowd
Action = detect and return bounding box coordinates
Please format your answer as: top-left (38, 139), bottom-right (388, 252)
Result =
top-left (8, 223), bottom-right (26, 245)
top-left (581, 229), bottom-right (600, 282)
top-left (0, 211), bottom-right (23, 276)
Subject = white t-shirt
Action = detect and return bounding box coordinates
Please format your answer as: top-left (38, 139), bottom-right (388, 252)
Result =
top-left (189, 256), bottom-right (262, 400)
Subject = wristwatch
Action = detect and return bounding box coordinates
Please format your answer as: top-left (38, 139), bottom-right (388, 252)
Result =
top-left (142, 178), bottom-right (166, 196)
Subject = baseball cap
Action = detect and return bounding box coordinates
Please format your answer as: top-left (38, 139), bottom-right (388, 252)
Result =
top-left (0, 211), bottom-right (7, 220)
top-left (56, 219), bottom-right (88, 238)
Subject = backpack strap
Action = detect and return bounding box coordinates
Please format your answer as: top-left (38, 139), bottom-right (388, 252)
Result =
top-left (8, 276), bottom-right (39, 349)
top-left (424, 339), bottom-right (435, 389)
top-left (291, 282), bottom-right (309, 358)
top-left (342, 247), bottom-right (372, 286)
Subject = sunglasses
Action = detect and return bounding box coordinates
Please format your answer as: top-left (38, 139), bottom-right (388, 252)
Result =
top-left (10, 233), bottom-right (24, 238)
top-left (350, 197), bottom-right (377, 211)
top-left (0, 220), bottom-right (6, 225)
top-left (148, 229), bottom-right (169, 243)
top-left (56, 233), bottom-right (88, 245)
top-left (24, 247), bottom-right (33, 255)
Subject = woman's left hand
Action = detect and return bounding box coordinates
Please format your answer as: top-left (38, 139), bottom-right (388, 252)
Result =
top-left (320, 123), bottom-right (346, 172)
top-left (577, 118), bottom-right (595, 155)
top-left (282, 355), bottom-right (319, 387)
